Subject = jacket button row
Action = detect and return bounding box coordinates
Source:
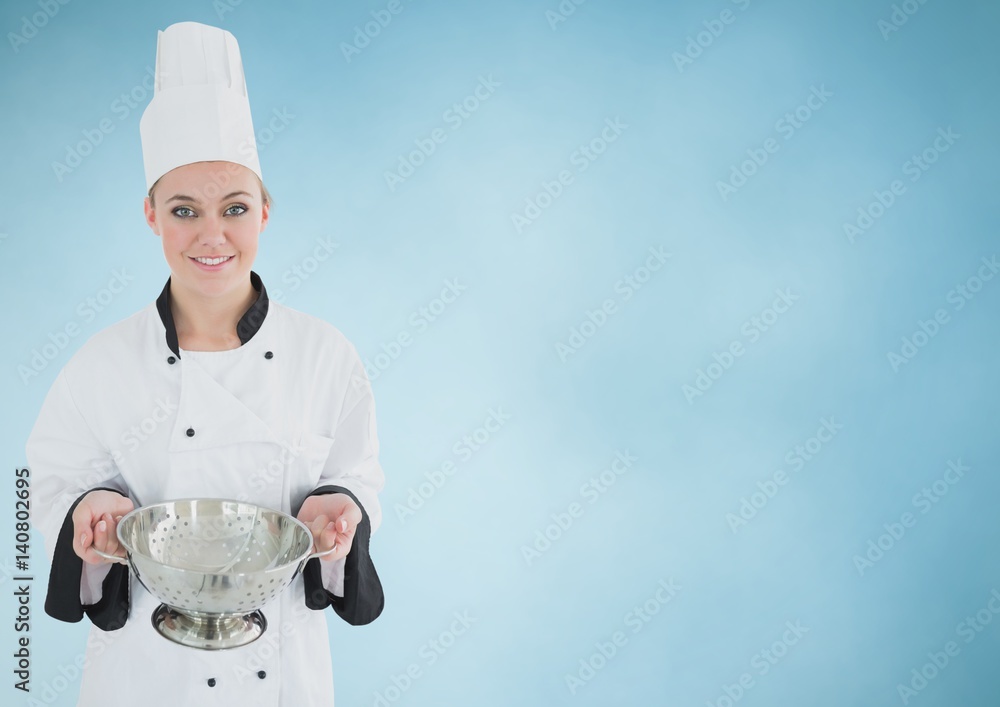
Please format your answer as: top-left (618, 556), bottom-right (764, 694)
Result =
top-left (258, 670), bottom-right (267, 679)
top-left (167, 356), bottom-right (176, 365)
top-left (186, 428), bottom-right (195, 437)
top-left (264, 351), bottom-right (273, 359)
top-left (207, 678), bottom-right (216, 687)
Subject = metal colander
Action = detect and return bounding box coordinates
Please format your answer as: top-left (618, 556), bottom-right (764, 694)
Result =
top-left (95, 498), bottom-right (334, 649)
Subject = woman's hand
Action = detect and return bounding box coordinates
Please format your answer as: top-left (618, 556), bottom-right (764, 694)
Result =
top-left (296, 493), bottom-right (362, 562)
top-left (72, 490), bottom-right (135, 564)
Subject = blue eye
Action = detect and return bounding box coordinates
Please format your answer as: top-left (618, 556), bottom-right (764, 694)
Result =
top-left (172, 206), bottom-right (195, 218)
top-left (226, 204), bottom-right (247, 216)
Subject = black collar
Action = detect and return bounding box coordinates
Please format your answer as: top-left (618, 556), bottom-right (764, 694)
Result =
top-left (155, 271), bottom-right (270, 359)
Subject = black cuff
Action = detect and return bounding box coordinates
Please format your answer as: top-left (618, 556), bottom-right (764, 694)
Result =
top-left (301, 485), bottom-right (384, 625)
top-left (44, 488), bottom-right (130, 631)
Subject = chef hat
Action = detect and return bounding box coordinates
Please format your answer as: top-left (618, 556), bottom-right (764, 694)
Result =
top-left (139, 21), bottom-right (262, 192)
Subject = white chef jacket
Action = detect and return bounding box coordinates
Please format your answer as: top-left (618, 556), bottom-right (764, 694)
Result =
top-left (25, 271), bottom-right (385, 706)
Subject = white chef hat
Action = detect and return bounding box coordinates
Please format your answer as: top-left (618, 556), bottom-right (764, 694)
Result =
top-left (139, 21), bottom-right (262, 192)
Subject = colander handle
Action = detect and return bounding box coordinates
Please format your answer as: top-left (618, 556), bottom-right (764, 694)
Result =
top-left (308, 545), bottom-right (338, 561)
top-left (91, 547), bottom-right (129, 565)
top-left (291, 545), bottom-right (339, 581)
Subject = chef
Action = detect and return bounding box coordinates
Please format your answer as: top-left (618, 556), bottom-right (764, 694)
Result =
top-left (25, 20), bottom-right (385, 705)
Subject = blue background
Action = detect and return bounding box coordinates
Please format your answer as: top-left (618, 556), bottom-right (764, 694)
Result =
top-left (2, 0), bottom-right (999, 705)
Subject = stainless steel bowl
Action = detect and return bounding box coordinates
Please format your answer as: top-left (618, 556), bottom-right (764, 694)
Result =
top-left (94, 498), bottom-right (333, 650)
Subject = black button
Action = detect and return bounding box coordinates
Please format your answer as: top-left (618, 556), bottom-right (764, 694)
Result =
top-left (257, 670), bottom-right (266, 679)
top-left (207, 678), bottom-right (216, 687)
top-left (167, 356), bottom-right (176, 365)
top-left (186, 428), bottom-right (195, 437)
top-left (264, 351), bottom-right (273, 359)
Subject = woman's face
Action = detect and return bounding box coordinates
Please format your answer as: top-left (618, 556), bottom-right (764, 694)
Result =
top-left (143, 161), bottom-right (269, 301)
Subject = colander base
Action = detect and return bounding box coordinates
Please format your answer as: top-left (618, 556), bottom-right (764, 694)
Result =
top-left (151, 603), bottom-right (267, 650)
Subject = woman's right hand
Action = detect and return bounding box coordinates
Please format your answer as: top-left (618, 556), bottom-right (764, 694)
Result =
top-left (72, 490), bottom-right (135, 564)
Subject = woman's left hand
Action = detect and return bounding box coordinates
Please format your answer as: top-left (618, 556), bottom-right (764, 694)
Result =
top-left (297, 493), bottom-right (362, 562)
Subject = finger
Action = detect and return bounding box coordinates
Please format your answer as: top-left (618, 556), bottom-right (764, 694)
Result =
top-left (339, 502), bottom-right (362, 527)
top-left (298, 496), bottom-right (321, 522)
top-left (73, 511), bottom-right (90, 553)
top-left (320, 521), bottom-right (338, 556)
top-left (331, 533), bottom-right (354, 559)
top-left (80, 519), bottom-right (108, 565)
top-left (332, 514), bottom-right (357, 541)
top-left (330, 511), bottom-right (357, 535)
top-left (312, 520), bottom-right (335, 552)
top-left (72, 506), bottom-right (96, 560)
top-left (94, 518), bottom-right (108, 553)
top-left (309, 515), bottom-right (329, 544)
top-left (305, 516), bottom-right (327, 552)
top-left (334, 521), bottom-right (353, 542)
top-left (104, 513), bottom-right (121, 558)
top-left (75, 526), bottom-right (91, 561)
top-left (323, 518), bottom-right (355, 560)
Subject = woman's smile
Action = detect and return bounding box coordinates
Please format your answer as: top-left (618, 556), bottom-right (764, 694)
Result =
top-left (190, 254), bottom-right (235, 271)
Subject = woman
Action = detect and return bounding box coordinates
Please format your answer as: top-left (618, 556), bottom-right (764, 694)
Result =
top-left (26, 21), bottom-right (385, 705)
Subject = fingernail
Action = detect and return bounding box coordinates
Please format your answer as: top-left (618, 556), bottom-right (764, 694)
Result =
top-left (340, 519), bottom-right (347, 531)
top-left (98, 521), bottom-right (106, 531)
top-left (326, 522), bottom-right (335, 530)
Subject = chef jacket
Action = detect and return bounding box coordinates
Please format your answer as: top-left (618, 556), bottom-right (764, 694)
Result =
top-left (25, 271), bottom-right (385, 706)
